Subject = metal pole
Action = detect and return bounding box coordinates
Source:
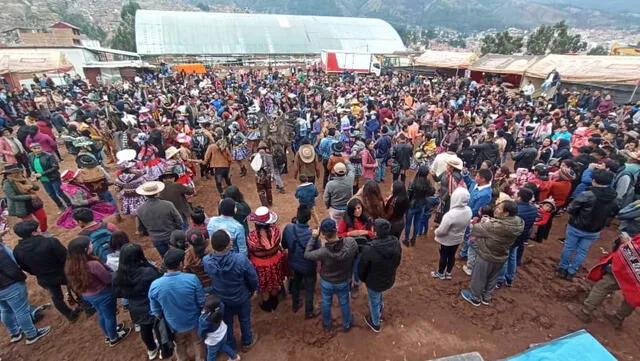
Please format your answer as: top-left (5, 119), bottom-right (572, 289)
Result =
top-left (630, 83), bottom-right (639, 103)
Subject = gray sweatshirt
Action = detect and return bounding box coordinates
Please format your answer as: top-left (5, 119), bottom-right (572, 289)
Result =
top-left (136, 197), bottom-right (183, 242)
top-left (304, 236), bottom-right (358, 283)
top-left (323, 164), bottom-right (355, 209)
top-left (434, 187), bottom-right (472, 246)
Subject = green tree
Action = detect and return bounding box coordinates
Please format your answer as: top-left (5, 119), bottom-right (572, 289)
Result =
top-left (111, 1), bottom-right (140, 52)
top-left (49, 3), bottom-right (106, 42)
top-left (587, 45), bottom-right (608, 55)
top-left (480, 31), bottom-right (524, 55)
top-left (448, 34), bottom-right (466, 49)
top-left (526, 21), bottom-right (587, 55)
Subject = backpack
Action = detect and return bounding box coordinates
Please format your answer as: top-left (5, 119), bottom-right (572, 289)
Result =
top-left (191, 133), bottom-right (209, 158)
top-left (80, 222), bottom-right (113, 261)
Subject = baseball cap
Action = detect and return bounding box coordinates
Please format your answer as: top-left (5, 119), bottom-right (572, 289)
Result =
top-left (333, 162), bottom-right (347, 175)
top-left (163, 248), bottom-right (185, 270)
top-left (319, 218), bottom-right (337, 234)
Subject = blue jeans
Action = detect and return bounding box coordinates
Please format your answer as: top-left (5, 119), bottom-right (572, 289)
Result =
top-left (498, 246), bottom-right (519, 283)
top-left (206, 332), bottom-right (237, 361)
top-left (99, 190), bottom-right (119, 215)
top-left (367, 288), bottom-right (383, 327)
top-left (320, 279), bottom-right (351, 329)
top-left (0, 282), bottom-right (37, 338)
top-left (404, 207), bottom-right (424, 242)
top-left (418, 212), bottom-right (432, 235)
top-left (153, 240), bottom-right (169, 258)
top-left (223, 299), bottom-right (252, 350)
top-left (42, 180), bottom-right (71, 210)
top-left (460, 226), bottom-right (471, 257)
top-left (375, 158), bottom-right (386, 181)
top-left (559, 224), bottom-right (600, 275)
top-left (83, 288), bottom-right (118, 341)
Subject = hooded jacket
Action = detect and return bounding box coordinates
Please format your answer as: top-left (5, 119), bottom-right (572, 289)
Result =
top-left (304, 236), bottom-right (357, 284)
top-left (0, 244), bottom-right (26, 290)
top-left (554, 139), bottom-right (572, 161)
top-left (282, 222), bottom-right (319, 274)
top-left (435, 187), bottom-right (472, 246)
top-left (358, 234), bottom-right (402, 292)
top-left (203, 250), bottom-right (258, 305)
top-left (471, 216), bottom-right (524, 264)
top-left (514, 202), bottom-right (540, 248)
top-left (13, 235), bottom-right (67, 287)
top-left (112, 265), bottom-right (160, 324)
top-left (568, 185), bottom-right (618, 233)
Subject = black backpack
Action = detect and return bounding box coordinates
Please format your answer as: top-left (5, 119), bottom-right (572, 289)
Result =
top-left (191, 133), bottom-right (209, 158)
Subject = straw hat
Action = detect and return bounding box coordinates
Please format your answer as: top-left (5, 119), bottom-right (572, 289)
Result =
top-left (165, 146), bottom-right (180, 159)
top-left (136, 181), bottom-right (166, 196)
top-left (247, 206), bottom-right (278, 225)
top-left (446, 158), bottom-right (464, 171)
top-left (116, 149), bottom-right (136, 163)
top-left (299, 144), bottom-right (315, 164)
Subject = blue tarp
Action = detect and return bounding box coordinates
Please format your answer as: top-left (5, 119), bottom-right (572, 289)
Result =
top-left (500, 329), bottom-right (616, 361)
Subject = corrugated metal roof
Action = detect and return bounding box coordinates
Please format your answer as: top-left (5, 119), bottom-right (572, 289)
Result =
top-left (135, 10), bottom-right (405, 56)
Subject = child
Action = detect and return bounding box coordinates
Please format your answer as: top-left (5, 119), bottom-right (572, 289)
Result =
top-left (295, 176), bottom-right (320, 227)
top-left (463, 205), bottom-right (494, 276)
top-left (534, 197), bottom-right (555, 243)
top-left (198, 294), bottom-right (240, 361)
top-left (189, 206), bottom-right (210, 238)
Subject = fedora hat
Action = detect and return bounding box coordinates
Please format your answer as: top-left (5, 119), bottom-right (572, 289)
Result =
top-left (299, 144), bottom-right (315, 164)
top-left (331, 142), bottom-right (345, 154)
top-left (2, 165), bottom-right (24, 174)
top-left (136, 181), bottom-right (165, 196)
top-left (247, 206), bottom-right (278, 225)
top-left (446, 158), bottom-right (464, 171)
top-left (165, 146), bottom-right (180, 160)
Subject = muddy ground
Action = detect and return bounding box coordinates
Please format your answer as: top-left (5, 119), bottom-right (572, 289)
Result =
top-left (0, 155), bottom-right (636, 361)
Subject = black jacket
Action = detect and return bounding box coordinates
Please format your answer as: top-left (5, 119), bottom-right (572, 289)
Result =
top-left (13, 235), bottom-right (67, 287)
top-left (0, 245), bottom-right (26, 290)
top-left (568, 186), bottom-right (618, 233)
top-left (113, 265), bottom-right (161, 324)
top-left (470, 142), bottom-right (499, 168)
top-left (27, 152), bottom-right (61, 181)
top-left (512, 147), bottom-right (537, 170)
top-left (391, 143), bottom-right (413, 170)
top-left (358, 235), bottom-right (402, 292)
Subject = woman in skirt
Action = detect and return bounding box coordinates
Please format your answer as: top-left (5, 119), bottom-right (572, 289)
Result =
top-left (246, 207), bottom-right (286, 312)
top-left (56, 170), bottom-right (116, 229)
top-left (114, 150), bottom-right (148, 216)
top-left (229, 122), bottom-right (249, 177)
top-left (135, 134), bottom-right (164, 181)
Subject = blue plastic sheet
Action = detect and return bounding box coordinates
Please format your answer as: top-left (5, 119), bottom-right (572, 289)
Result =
top-left (500, 329), bottom-right (616, 361)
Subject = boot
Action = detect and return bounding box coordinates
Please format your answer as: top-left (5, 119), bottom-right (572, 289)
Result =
top-left (259, 299), bottom-right (272, 312)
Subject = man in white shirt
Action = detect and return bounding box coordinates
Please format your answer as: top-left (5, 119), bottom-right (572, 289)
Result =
top-left (431, 143), bottom-right (463, 181)
top-left (523, 82), bottom-right (535, 102)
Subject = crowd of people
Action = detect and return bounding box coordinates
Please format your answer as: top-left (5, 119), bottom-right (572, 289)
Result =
top-left (0, 66), bottom-right (639, 360)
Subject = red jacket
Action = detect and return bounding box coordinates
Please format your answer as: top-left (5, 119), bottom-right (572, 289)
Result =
top-left (549, 180), bottom-right (572, 207)
top-left (587, 235), bottom-right (640, 307)
top-left (530, 178), bottom-right (551, 201)
top-left (337, 218), bottom-right (374, 239)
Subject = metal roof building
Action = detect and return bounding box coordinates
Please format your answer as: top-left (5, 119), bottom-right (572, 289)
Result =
top-left (135, 10), bottom-right (405, 56)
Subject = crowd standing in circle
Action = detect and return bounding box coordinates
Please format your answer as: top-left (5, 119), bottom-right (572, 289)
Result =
top-left (0, 67), bottom-right (639, 360)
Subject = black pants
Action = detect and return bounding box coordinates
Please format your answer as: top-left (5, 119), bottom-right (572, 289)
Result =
top-left (42, 284), bottom-right (75, 320)
top-left (393, 170), bottom-right (407, 183)
top-left (322, 159), bottom-right (330, 189)
top-left (438, 244), bottom-right (459, 274)
top-left (290, 270), bottom-right (317, 314)
top-left (214, 167), bottom-right (232, 194)
top-left (200, 164), bottom-right (212, 177)
top-left (256, 181), bottom-right (272, 206)
top-left (139, 321), bottom-right (160, 351)
top-left (390, 220), bottom-right (404, 239)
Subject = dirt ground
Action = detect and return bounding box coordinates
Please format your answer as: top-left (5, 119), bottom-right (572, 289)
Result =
top-left (0, 155), bottom-right (637, 361)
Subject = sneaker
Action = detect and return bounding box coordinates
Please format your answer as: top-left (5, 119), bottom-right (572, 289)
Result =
top-left (10, 332), bottom-right (23, 343)
top-left (505, 280), bottom-right (513, 288)
top-left (109, 327), bottom-right (132, 347)
top-left (605, 313), bottom-right (623, 330)
top-left (26, 327), bottom-right (51, 345)
top-left (481, 297), bottom-right (492, 306)
top-left (147, 347), bottom-right (159, 360)
top-left (555, 268), bottom-right (568, 279)
top-left (462, 265), bottom-right (472, 276)
top-left (565, 272), bottom-right (576, 281)
top-left (364, 314), bottom-right (381, 333)
top-left (240, 333), bottom-right (258, 353)
top-left (460, 290), bottom-right (481, 307)
top-left (444, 272), bottom-right (453, 280)
top-left (430, 271), bottom-right (445, 280)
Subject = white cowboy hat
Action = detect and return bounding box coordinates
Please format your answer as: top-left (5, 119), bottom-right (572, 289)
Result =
top-left (116, 149), bottom-right (136, 163)
top-left (247, 206), bottom-right (278, 224)
top-left (299, 144), bottom-right (316, 164)
top-left (165, 146), bottom-right (180, 159)
top-left (136, 181), bottom-right (165, 196)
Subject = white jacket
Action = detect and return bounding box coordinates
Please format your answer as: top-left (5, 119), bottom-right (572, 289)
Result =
top-left (434, 187), bottom-right (472, 246)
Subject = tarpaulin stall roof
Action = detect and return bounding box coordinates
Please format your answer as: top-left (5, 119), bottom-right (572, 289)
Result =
top-left (414, 51), bottom-right (479, 69)
top-left (0, 51), bottom-right (74, 75)
top-left (469, 54), bottom-right (541, 75)
top-left (523, 54), bottom-right (640, 85)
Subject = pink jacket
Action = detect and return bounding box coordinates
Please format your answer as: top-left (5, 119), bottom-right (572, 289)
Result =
top-left (360, 148), bottom-right (377, 180)
top-left (26, 132), bottom-right (57, 154)
top-left (0, 136), bottom-right (23, 165)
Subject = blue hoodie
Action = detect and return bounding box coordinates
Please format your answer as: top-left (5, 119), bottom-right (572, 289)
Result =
top-left (203, 250), bottom-right (258, 305)
top-left (514, 201), bottom-right (540, 247)
top-left (282, 222), bottom-right (319, 274)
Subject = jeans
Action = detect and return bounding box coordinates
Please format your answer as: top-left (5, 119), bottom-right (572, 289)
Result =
top-left (320, 279), bottom-right (351, 329)
top-left (42, 180), bottom-right (71, 210)
top-left (0, 282), bottom-right (37, 338)
top-left (498, 246), bottom-right (519, 283)
top-left (83, 288), bottom-right (118, 341)
top-left (153, 240), bottom-right (169, 258)
top-left (273, 165), bottom-right (285, 189)
top-left (290, 270), bottom-right (316, 314)
top-left (206, 332), bottom-right (237, 361)
top-left (99, 190), bottom-right (119, 215)
top-left (403, 207), bottom-right (424, 242)
top-left (375, 158), bottom-right (386, 181)
top-left (213, 168), bottom-right (232, 194)
top-left (559, 224), bottom-right (600, 275)
top-left (367, 288), bottom-right (383, 327)
top-left (223, 299), bottom-right (252, 350)
top-left (42, 284), bottom-right (75, 320)
top-left (328, 207), bottom-right (346, 224)
top-left (460, 226), bottom-right (471, 257)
